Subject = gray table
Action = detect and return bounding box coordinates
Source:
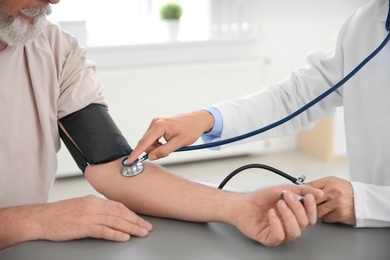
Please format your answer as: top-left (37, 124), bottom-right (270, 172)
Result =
top-left (1, 216), bottom-right (389, 260)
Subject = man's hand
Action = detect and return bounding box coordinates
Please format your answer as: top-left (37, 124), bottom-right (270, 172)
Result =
top-left (0, 195), bottom-right (152, 250)
top-left (128, 110), bottom-right (214, 163)
top-left (231, 185), bottom-right (323, 246)
top-left (309, 176), bottom-right (356, 225)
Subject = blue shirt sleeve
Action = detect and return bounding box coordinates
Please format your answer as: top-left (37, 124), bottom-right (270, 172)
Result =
top-left (201, 107), bottom-right (223, 143)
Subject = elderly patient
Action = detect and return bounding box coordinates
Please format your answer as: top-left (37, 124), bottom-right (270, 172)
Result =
top-left (0, 0), bottom-right (322, 250)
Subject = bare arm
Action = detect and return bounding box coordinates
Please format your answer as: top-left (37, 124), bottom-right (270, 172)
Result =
top-left (85, 158), bottom-right (324, 246)
top-left (86, 160), bottom-right (232, 222)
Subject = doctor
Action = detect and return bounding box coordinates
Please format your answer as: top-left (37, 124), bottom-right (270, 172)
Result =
top-left (129, 0), bottom-right (390, 227)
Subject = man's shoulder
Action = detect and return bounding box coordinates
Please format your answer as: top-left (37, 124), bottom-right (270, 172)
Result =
top-left (37, 20), bottom-right (80, 41)
top-left (41, 21), bottom-right (76, 42)
top-left (33, 20), bottom-right (82, 54)
top-left (42, 20), bottom-right (62, 37)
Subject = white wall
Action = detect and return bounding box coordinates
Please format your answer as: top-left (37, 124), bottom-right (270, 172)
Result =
top-left (253, 0), bottom-right (370, 158)
top-left (254, 0), bottom-right (370, 83)
top-left (56, 0), bottom-right (370, 176)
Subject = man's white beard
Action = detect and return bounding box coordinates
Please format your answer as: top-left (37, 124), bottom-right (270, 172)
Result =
top-left (0, 5), bottom-right (51, 47)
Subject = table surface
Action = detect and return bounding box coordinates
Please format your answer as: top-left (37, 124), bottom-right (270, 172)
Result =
top-left (1, 216), bottom-right (390, 260)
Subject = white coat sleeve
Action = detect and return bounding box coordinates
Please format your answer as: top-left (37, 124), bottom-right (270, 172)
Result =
top-left (212, 13), bottom-right (354, 149)
top-left (351, 182), bottom-right (390, 227)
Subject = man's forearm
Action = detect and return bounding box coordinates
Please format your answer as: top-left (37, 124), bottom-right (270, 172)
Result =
top-left (85, 159), bottom-right (243, 224)
top-left (0, 205), bottom-right (43, 250)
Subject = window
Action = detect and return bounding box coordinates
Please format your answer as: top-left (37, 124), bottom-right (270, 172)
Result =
top-left (210, 0), bottom-right (257, 39)
top-left (49, 0), bottom-right (212, 46)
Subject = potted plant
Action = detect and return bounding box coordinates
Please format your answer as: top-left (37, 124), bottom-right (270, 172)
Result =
top-left (160, 1), bottom-right (183, 41)
top-left (160, 1), bottom-right (183, 20)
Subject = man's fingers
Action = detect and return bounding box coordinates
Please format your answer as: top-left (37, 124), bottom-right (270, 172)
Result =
top-left (101, 199), bottom-right (153, 232)
top-left (88, 225), bottom-right (131, 242)
top-left (84, 199), bottom-right (153, 240)
top-left (277, 199), bottom-right (302, 241)
top-left (302, 194), bottom-right (317, 225)
top-left (284, 192), bottom-right (310, 230)
top-left (263, 208), bottom-right (285, 247)
top-left (96, 215), bottom-right (150, 238)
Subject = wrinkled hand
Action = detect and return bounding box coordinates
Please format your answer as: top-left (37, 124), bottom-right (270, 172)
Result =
top-left (37, 195), bottom-right (153, 242)
top-left (128, 110), bottom-right (214, 163)
top-left (232, 184), bottom-right (323, 246)
top-left (309, 176), bottom-right (356, 225)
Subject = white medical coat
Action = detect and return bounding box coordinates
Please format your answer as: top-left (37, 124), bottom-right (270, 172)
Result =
top-left (213, 0), bottom-right (390, 227)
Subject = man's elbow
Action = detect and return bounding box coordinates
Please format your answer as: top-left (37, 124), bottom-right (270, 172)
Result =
top-left (84, 159), bottom-right (125, 198)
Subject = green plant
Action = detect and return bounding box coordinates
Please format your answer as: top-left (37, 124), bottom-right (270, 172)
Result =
top-left (160, 1), bottom-right (183, 20)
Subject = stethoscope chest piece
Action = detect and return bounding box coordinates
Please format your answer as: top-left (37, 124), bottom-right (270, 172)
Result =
top-left (120, 158), bottom-right (145, 177)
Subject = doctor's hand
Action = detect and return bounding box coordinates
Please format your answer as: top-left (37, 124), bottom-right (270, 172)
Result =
top-left (128, 110), bottom-right (214, 163)
top-left (233, 184), bottom-right (323, 246)
top-left (308, 176), bottom-right (356, 225)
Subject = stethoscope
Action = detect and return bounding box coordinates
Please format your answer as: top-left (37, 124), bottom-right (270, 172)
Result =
top-left (122, 2), bottom-right (390, 186)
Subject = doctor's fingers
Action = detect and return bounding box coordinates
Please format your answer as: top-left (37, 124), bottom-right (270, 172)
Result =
top-left (131, 118), bottom-right (192, 161)
top-left (320, 209), bottom-right (356, 225)
top-left (308, 177), bottom-right (331, 189)
top-left (145, 131), bottom-right (200, 160)
top-left (146, 140), bottom-right (179, 160)
top-left (288, 184), bottom-right (324, 201)
top-left (316, 200), bottom-right (336, 220)
top-left (128, 125), bottom-right (168, 162)
top-left (316, 199), bottom-right (356, 225)
top-left (147, 131), bottom-right (203, 160)
top-left (308, 176), bottom-right (351, 202)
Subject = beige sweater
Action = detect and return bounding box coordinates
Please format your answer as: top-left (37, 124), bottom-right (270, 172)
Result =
top-left (0, 22), bottom-right (107, 207)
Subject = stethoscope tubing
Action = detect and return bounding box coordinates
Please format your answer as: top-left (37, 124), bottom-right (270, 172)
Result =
top-left (124, 3), bottom-right (390, 167)
top-left (176, 31), bottom-right (390, 152)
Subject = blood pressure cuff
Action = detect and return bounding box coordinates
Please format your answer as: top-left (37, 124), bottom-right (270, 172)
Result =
top-left (59, 104), bottom-right (133, 173)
